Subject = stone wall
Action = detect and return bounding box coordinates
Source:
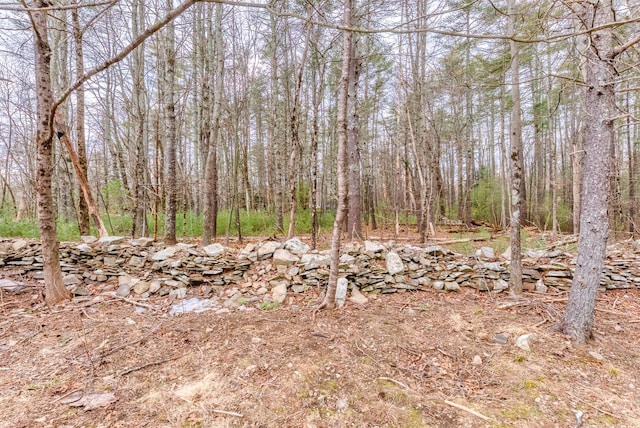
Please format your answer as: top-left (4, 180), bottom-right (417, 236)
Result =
top-left (0, 236), bottom-right (638, 301)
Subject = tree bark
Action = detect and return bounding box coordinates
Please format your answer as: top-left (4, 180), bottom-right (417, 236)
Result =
top-left (30, 1), bottom-right (71, 304)
top-left (321, 0), bottom-right (352, 309)
top-left (71, 6), bottom-right (90, 236)
top-left (202, 3), bottom-right (223, 245)
top-left (560, 0), bottom-right (618, 343)
top-left (346, 39), bottom-right (362, 240)
top-left (508, 0), bottom-right (524, 295)
top-left (164, 0), bottom-right (178, 244)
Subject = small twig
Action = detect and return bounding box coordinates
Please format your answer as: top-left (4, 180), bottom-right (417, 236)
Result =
top-left (377, 376), bottom-right (410, 390)
top-left (212, 409), bottom-right (243, 417)
top-left (119, 355), bottom-right (180, 376)
top-left (94, 325), bottom-right (160, 361)
top-left (444, 399), bottom-right (493, 422)
top-left (51, 388), bottom-right (83, 403)
top-left (568, 393), bottom-right (617, 419)
top-left (115, 296), bottom-right (159, 311)
top-left (437, 347), bottom-right (454, 359)
top-left (532, 319), bottom-right (548, 328)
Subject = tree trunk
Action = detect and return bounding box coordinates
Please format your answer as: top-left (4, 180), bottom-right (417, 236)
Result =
top-left (508, 0), bottom-right (524, 294)
top-left (321, 0), bottom-right (352, 309)
top-left (164, 0), bottom-right (178, 244)
top-left (560, 0), bottom-right (618, 343)
top-left (31, 2), bottom-right (71, 304)
top-left (202, 4), bottom-right (223, 245)
top-left (346, 40), bottom-right (362, 240)
top-left (71, 7), bottom-right (90, 236)
top-left (131, 0), bottom-right (148, 238)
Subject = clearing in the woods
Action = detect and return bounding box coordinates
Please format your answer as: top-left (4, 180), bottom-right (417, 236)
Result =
top-left (1, 231), bottom-right (640, 427)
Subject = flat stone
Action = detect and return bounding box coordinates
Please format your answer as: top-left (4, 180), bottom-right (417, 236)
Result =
top-left (63, 274), bottom-right (82, 286)
top-left (477, 246), bottom-right (495, 259)
top-left (169, 288), bottom-right (187, 299)
top-left (257, 241), bottom-right (281, 260)
top-left (283, 238), bottom-right (310, 255)
top-left (364, 240), bottom-right (386, 253)
top-left (152, 246), bottom-right (180, 261)
top-left (81, 235), bottom-right (98, 244)
top-left (335, 277), bottom-right (348, 307)
top-left (133, 281), bottom-right (150, 295)
top-left (203, 243), bottom-right (225, 257)
top-left (493, 279), bottom-right (509, 293)
top-left (535, 279), bottom-right (548, 293)
top-left (116, 284), bottom-right (130, 297)
top-left (131, 237), bottom-right (154, 247)
top-left (433, 281), bottom-right (445, 290)
top-left (444, 281), bottom-right (460, 291)
top-left (301, 253), bottom-right (331, 270)
top-left (272, 282), bottom-right (287, 303)
top-left (423, 245), bottom-right (450, 257)
top-left (349, 287), bottom-right (369, 305)
top-left (515, 333), bottom-right (535, 351)
top-left (128, 256), bottom-right (146, 268)
top-left (98, 236), bottom-right (125, 245)
top-left (0, 278), bottom-right (25, 292)
top-left (386, 251), bottom-right (404, 275)
top-left (75, 243), bottom-right (94, 253)
top-left (12, 240), bottom-right (29, 252)
top-left (493, 333), bottom-right (509, 345)
top-left (273, 249), bottom-right (299, 266)
top-left (71, 286), bottom-right (91, 296)
top-left (149, 280), bottom-right (162, 294)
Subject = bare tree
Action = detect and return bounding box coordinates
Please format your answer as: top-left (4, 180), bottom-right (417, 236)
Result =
top-left (28, 0), bottom-right (72, 304)
top-left (508, 0), bottom-right (523, 295)
top-left (202, 3), bottom-right (223, 245)
top-left (559, 0), bottom-right (639, 343)
top-left (320, 0), bottom-right (352, 309)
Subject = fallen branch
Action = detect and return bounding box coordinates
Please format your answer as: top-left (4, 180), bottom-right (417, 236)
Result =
top-left (377, 377), bottom-right (410, 390)
top-left (429, 237), bottom-right (488, 245)
top-left (118, 355), bottom-right (180, 376)
top-left (444, 399), bottom-right (493, 422)
top-left (115, 296), bottom-right (160, 311)
top-left (568, 393), bottom-right (617, 418)
top-left (212, 409), bottom-right (243, 418)
top-left (94, 326), bottom-right (160, 362)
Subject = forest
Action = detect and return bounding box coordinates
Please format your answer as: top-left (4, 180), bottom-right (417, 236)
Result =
top-left (0, 0), bottom-right (639, 339)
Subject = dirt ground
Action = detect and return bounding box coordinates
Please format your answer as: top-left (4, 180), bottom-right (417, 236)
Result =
top-left (2, 274), bottom-right (640, 428)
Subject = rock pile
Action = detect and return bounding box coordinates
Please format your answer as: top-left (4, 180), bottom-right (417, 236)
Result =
top-left (0, 237), bottom-right (638, 304)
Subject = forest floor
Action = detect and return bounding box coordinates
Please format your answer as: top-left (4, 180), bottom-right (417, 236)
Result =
top-left (2, 230), bottom-right (640, 427)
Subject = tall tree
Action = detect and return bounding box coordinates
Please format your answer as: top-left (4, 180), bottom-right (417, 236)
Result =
top-left (202, 3), bottom-right (223, 245)
top-left (321, 0), bottom-right (352, 309)
top-left (164, 0), bottom-right (178, 244)
top-left (29, 0), bottom-right (71, 304)
top-left (71, 6), bottom-right (90, 236)
top-left (559, 0), bottom-right (639, 343)
top-left (508, 0), bottom-right (524, 295)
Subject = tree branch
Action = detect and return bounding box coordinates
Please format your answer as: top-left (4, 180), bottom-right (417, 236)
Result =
top-left (0, 0), bottom-right (117, 11)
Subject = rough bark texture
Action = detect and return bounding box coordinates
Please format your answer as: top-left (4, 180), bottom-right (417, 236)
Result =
top-left (202, 4), bottom-right (223, 245)
top-left (560, 0), bottom-right (616, 343)
top-left (346, 41), bottom-right (362, 240)
top-left (31, 3), bottom-right (71, 304)
top-left (508, 0), bottom-right (523, 294)
top-left (131, 0), bottom-right (147, 238)
top-left (321, 0), bottom-right (352, 309)
top-left (71, 7), bottom-right (90, 236)
top-left (164, 0), bottom-right (178, 244)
